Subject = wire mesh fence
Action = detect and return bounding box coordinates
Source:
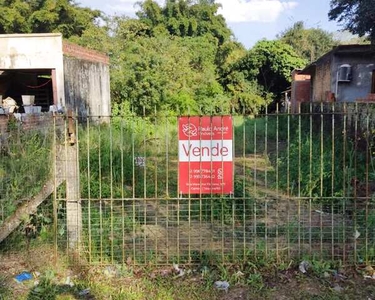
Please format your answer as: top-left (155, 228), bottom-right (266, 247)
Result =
top-left (2, 102), bottom-right (375, 266)
top-left (51, 103), bottom-right (375, 265)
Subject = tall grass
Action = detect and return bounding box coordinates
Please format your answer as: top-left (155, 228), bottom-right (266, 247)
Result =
top-left (0, 127), bottom-right (53, 224)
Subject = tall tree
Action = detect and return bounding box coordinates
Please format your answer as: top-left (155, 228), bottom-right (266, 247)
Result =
top-left (0, 0), bottom-right (102, 38)
top-left (136, 0), bottom-right (232, 44)
top-left (232, 40), bottom-right (306, 99)
top-left (110, 34), bottom-right (228, 115)
top-left (279, 21), bottom-right (337, 62)
top-left (329, 0), bottom-right (375, 42)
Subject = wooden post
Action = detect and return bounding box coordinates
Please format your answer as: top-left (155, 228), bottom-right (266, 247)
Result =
top-left (65, 110), bottom-right (82, 251)
top-left (0, 178), bottom-right (63, 244)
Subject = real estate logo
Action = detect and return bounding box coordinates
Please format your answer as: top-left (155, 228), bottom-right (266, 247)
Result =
top-left (178, 116), bottom-right (233, 195)
top-left (181, 123), bottom-right (198, 138)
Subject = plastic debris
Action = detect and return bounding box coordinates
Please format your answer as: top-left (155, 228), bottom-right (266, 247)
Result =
top-left (103, 266), bottom-right (117, 278)
top-left (2, 97), bottom-right (18, 114)
top-left (173, 263), bottom-right (180, 272)
top-left (57, 104), bottom-right (64, 114)
top-left (363, 266), bottom-right (375, 280)
top-left (299, 261), bottom-right (309, 274)
top-left (65, 276), bottom-right (74, 287)
top-left (355, 230), bottom-right (361, 239)
top-left (78, 288), bottom-right (90, 296)
top-left (13, 113), bottom-right (22, 121)
top-left (173, 263), bottom-right (185, 278)
top-left (15, 272), bottom-right (33, 283)
top-left (214, 281), bottom-right (230, 292)
top-left (33, 272), bottom-right (41, 278)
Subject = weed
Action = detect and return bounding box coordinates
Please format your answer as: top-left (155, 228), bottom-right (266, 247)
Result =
top-left (0, 275), bottom-right (10, 300)
top-left (0, 129), bottom-right (53, 224)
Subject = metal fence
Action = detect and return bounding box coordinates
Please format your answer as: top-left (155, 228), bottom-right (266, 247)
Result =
top-left (3, 102), bottom-right (375, 266)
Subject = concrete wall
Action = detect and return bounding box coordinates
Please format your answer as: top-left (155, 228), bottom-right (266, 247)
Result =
top-left (331, 54), bottom-right (375, 102)
top-left (63, 56), bottom-right (110, 119)
top-left (311, 58), bottom-right (331, 102)
top-left (0, 33), bottom-right (65, 106)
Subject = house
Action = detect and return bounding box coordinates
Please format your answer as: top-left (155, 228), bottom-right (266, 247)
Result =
top-left (0, 33), bottom-right (110, 118)
top-left (291, 44), bottom-right (375, 110)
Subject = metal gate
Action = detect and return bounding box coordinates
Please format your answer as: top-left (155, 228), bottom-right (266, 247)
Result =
top-left (53, 103), bottom-right (375, 265)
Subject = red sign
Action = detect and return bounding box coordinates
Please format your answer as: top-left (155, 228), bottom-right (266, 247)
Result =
top-left (178, 116), bottom-right (233, 194)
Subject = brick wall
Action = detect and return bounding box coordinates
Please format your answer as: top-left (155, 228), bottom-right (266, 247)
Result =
top-left (62, 41), bottom-right (109, 65)
top-left (0, 113), bottom-right (64, 135)
top-left (291, 71), bottom-right (311, 112)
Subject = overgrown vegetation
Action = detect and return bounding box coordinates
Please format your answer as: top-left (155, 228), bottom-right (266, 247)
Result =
top-left (2, 0), bottom-right (375, 289)
top-left (0, 0), bottom-right (315, 115)
top-left (0, 126), bottom-right (53, 223)
top-left (2, 106), bottom-right (375, 266)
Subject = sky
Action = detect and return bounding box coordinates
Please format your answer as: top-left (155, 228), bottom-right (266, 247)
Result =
top-left (77, 0), bottom-right (343, 49)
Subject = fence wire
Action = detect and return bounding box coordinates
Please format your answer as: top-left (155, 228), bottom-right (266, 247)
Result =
top-left (17, 102), bottom-right (375, 265)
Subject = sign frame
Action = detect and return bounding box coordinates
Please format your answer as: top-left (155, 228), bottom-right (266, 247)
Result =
top-left (178, 116), bottom-right (233, 195)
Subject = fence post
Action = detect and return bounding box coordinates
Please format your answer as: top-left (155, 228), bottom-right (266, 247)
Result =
top-left (65, 110), bottom-right (82, 252)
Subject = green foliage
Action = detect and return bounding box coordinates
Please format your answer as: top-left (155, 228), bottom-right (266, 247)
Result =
top-left (278, 21), bottom-right (338, 62)
top-left (110, 34), bottom-right (231, 115)
top-left (0, 0), bottom-right (102, 38)
top-left (72, 1), bottom-right (268, 116)
top-left (232, 40), bottom-right (306, 101)
top-left (27, 270), bottom-right (90, 300)
top-left (277, 115), bottom-right (375, 200)
top-left (0, 129), bottom-right (52, 223)
top-left (329, 0), bottom-right (375, 42)
top-left (0, 275), bottom-right (11, 300)
top-left (136, 0), bottom-right (232, 44)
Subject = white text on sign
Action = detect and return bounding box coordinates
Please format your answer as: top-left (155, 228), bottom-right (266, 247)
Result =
top-left (179, 140), bottom-right (233, 162)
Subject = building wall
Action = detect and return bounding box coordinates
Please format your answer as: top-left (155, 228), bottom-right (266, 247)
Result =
top-left (63, 56), bottom-right (110, 119)
top-left (291, 71), bottom-right (311, 112)
top-left (331, 54), bottom-right (375, 102)
top-left (312, 58), bottom-right (331, 102)
top-left (0, 33), bottom-right (65, 106)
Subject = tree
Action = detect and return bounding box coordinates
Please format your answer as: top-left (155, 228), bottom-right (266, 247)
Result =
top-left (109, 34), bottom-right (227, 115)
top-left (278, 21), bottom-right (338, 62)
top-left (136, 0), bottom-right (232, 44)
top-left (0, 0), bottom-right (102, 38)
top-left (232, 40), bottom-right (306, 100)
top-left (329, 0), bottom-right (375, 42)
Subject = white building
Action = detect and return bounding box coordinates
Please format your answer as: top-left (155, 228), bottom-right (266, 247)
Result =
top-left (0, 33), bottom-right (110, 118)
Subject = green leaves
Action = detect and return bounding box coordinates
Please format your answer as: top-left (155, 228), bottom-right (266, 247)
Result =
top-left (110, 35), bottom-right (226, 115)
top-left (329, 0), bottom-right (375, 42)
top-left (136, 0), bottom-right (232, 44)
top-left (232, 40), bottom-right (306, 100)
top-left (279, 21), bottom-right (338, 63)
top-left (0, 0), bottom-right (102, 38)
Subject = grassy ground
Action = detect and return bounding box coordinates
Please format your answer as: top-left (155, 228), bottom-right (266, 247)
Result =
top-left (1, 244), bottom-right (375, 299)
top-left (2, 113), bottom-right (375, 298)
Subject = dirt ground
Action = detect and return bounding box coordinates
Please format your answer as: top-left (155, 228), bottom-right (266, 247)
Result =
top-left (1, 245), bottom-right (375, 299)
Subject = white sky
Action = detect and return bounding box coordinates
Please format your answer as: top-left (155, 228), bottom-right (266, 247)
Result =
top-left (78, 0), bottom-right (342, 48)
